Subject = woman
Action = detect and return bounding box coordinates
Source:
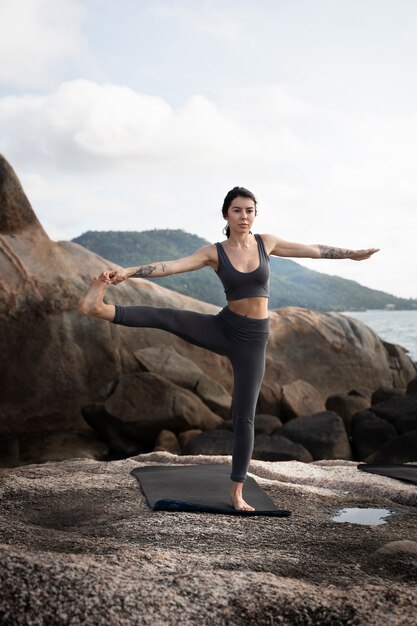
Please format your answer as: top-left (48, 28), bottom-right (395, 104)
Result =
top-left (79, 186), bottom-right (379, 511)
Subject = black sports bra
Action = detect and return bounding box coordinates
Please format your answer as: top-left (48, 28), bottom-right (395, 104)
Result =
top-left (215, 234), bottom-right (270, 301)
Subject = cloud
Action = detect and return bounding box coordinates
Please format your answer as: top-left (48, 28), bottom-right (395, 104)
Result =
top-left (0, 0), bottom-right (86, 88)
top-left (0, 79), bottom-right (308, 170)
top-left (2, 78), bottom-right (417, 298)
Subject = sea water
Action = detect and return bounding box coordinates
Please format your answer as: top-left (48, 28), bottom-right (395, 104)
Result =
top-left (341, 310), bottom-right (417, 363)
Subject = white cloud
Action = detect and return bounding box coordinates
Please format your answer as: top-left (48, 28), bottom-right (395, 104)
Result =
top-left (0, 79), bottom-right (307, 169)
top-left (0, 0), bottom-right (86, 88)
top-left (2, 77), bottom-right (417, 298)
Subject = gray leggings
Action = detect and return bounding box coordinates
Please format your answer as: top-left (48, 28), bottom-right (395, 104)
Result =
top-left (113, 305), bottom-right (269, 483)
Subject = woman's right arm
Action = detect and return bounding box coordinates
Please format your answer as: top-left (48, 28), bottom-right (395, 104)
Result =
top-left (106, 244), bottom-right (216, 284)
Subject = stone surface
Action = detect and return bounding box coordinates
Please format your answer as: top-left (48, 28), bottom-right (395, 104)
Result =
top-left (325, 393), bottom-right (370, 434)
top-left (135, 346), bottom-right (232, 418)
top-left (0, 455), bottom-right (416, 625)
top-left (253, 434), bottom-right (313, 462)
top-left (281, 379), bottom-right (325, 420)
top-left (351, 411), bottom-right (397, 461)
top-left (365, 430), bottom-right (417, 464)
top-left (104, 372), bottom-right (223, 439)
top-left (153, 429), bottom-right (181, 455)
top-left (371, 386), bottom-right (404, 406)
top-left (370, 394), bottom-right (417, 435)
top-left (182, 430), bottom-right (233, 456)
top-left (365, 540), bottom-right (417, 581)
top-left (253, 414), bottom-right (283, 435)
top-left (177, 429), bottom-right (203, 448)
top-left (280, 411), bottom-right (353, 461)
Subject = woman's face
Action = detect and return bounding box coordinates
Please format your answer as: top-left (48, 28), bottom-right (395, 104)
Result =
top-left (226, 196), bottom-right (256, 234)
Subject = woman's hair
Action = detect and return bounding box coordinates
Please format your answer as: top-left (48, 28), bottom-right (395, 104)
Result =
top-left (222, 186), bottom-right (257, 238)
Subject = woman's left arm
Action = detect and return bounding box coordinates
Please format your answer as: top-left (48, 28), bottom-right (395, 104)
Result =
top-left (262, 234), bottom-right (380, 261)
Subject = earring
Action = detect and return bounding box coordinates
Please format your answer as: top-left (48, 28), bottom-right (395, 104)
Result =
top-left (222, 222), bottom-right (229, 236)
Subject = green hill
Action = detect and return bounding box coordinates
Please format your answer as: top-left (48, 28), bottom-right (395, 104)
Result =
top-left (72, 229), bottom-right (417, 311)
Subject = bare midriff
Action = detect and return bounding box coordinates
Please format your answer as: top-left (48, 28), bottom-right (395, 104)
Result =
top-left (226, 296), bottom-right (269, 319)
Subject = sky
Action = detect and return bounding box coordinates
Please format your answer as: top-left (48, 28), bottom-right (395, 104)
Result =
top-left (0, 0), bottom-right (416, 298)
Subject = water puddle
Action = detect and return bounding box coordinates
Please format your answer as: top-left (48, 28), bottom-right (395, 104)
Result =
top-left (331, 507), bottom-right (394, 526)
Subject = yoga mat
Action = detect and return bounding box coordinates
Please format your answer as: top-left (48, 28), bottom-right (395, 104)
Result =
top-left (130, 463), bottom-right (292, 517)
top-left (357, 463), bottom-right (417, 486)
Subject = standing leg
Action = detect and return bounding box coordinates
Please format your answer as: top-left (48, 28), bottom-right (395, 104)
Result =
top-left (229, 338), bottom-right (267, 510)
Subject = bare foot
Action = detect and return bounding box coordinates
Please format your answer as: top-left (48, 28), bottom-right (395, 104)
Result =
top-left (230, 487), bottom-right (255, 511)
top-left (78, 273), bottom-right (112, 319)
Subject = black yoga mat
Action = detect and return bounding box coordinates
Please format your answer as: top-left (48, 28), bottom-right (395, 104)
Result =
top-left (357, 463), bottom-right (417, 486)
top-left (130, 463), bottom-right (292, 517)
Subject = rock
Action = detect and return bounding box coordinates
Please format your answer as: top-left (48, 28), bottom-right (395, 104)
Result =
top-left (253, 434), bottom-right (313, 462)
top-left (153, 430), bottom-right (181, 455)
top-left (254, 414), bottom-right (283, 435)
top-left (256, 366), bottom-right (282, 416)
top-left (82, 403), bottom-right (148, 456)
top-left (182, 430), bottom-right (233, 456)
top-left (364, 540), bottom-right (417, 581)
top-left (0, 435), bottom-right (19, 468)
top-left (281, 379), bottom-right (325, 420)
top-left (325, 393), bottom-right (370, 434)
top-left (177, 429), bottom-right (203, 448)
top-left (370, 394), bottom-right (417, 434)
top-left (280, 411), bottom-right (353, 460)
top-left (103, 372), bottom-right (223, 440)
top-left (406, 377), bottom-right (417, 395)
top-left (350, 411), bottom-right (397, 461)
top-left (134, 346), bottom-right (232, 418)
top-left (267, 307), bottom-right (416, 398)
top-left (371, 387), bottom-right (404, 405)
top-left (215, 419), bottom-right (233, 432)
top-left (0, 456), bottom-right (416, 625)
top-left (365, 431), bottom-right (417, 463)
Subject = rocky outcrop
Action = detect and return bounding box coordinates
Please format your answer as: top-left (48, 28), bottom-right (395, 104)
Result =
top-left (134, 346), bottom-right (232, 418)
top-left (280, 411), bottom-right (353, 461)
top-left (0, 454), bottom-right (416, 625)
top-left (281, 379), bottom-right (325, 419)
top-left (1, 154), bottom-right (416, 467)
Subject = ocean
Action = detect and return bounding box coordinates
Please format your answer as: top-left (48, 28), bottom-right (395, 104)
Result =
top-left (341, 310), bottom-right (417, 364)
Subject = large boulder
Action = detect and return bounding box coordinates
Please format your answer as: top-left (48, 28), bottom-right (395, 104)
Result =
top-left (103, 372), bottom-right (223, 438)
top-left (325, 393), bottom-right (370, 434)
top-left (267, 308), bottom-right (416, 399)
top-left (365, 431), bottom-right (417, 464)
top-left (350, 411), bottom-right (397, 461)
top-left (134, 346), bottom-right (232, 418)
top-left (370, 394), bottom-right (417, 435)
top-left (280, 411), bottom-right (353, 460)
top-left (182, 429), bottom-right (233, 456)
top-left (281, 379), bottom-right (325, 420)
top-left (253, 434), bottom-right (313, 462)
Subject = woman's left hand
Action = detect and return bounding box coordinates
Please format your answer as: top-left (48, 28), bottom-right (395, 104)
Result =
top-left (348, 248), bottom-right (380, 261)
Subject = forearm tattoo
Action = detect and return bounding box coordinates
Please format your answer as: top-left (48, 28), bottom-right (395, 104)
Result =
top-left (130, 263), bottom-right (167, 278)
top-left (318, 245), bottom-right (351, 259)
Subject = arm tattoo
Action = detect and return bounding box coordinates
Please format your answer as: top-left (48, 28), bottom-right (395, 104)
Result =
top-left (131, 264), bottom-right (157, 278)
top-left (130, 263), bottom-right (168, 278)
top-left (318, 245), bottom-right (351, 259)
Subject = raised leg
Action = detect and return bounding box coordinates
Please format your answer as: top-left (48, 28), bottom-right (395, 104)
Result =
top-left (78, 274), bottom-right (116, 321)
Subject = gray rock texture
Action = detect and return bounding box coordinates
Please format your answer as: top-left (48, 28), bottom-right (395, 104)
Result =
top-left (0, 454), bottom-right (416, 625)
top-left (280, 411), bottom-right (353, 461)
